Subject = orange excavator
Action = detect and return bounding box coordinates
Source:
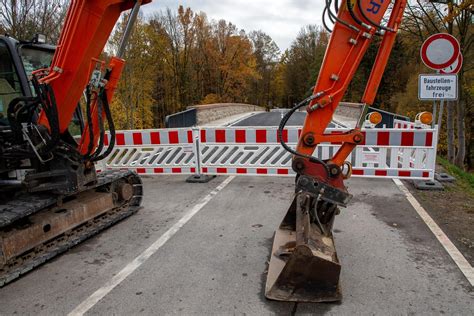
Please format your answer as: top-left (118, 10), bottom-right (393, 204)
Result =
top-left (266, 0), bottom-right (407, 302)
top-left (0, 0), bottom-right (150, 286)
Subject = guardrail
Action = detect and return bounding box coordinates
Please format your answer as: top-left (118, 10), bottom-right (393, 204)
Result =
top-left (165, 108), bottom-right (197, 128)
top-left (100, 125), bottom-right (438, 180)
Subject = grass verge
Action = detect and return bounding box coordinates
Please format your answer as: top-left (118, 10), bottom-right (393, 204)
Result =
top-left (437, 156), bottom-right (474, 196)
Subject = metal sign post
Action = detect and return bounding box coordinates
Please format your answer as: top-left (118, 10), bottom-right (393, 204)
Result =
top-left (418, 32), bottom-right (463, 187)
top-left (420, 33), bottom-right (462, 129)
top-left (438, 99), bottom-right (444, 129)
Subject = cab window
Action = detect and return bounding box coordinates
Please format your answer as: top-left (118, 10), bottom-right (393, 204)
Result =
top-left (19, 45), bottom-right (83, 138)
top-left (0, 41), bottom-right (22, 124)
top-left (19, 46), bottom-right (54, 96)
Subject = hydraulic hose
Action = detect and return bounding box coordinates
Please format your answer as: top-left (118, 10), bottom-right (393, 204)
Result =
top-left (346, 0), bottom-right (364, 27)
top-left (84, 87), bottom-right (95, 159)
top-left (325, 0), bottom-right (360, 32)
top-left (90, 90), bottom-right (106, 161)
top-left (91, 91), bottom-right (115, 162)
top-left (278, 95), bottom-right (330, 176)
top-left (356, 0), bottom-right (394, 32)
top-left (36, 83), bottom-right (60, 155)
top-left (322, 7), bottom-right (333, 33)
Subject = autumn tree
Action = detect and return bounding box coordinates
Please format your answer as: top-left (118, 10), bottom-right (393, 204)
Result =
top-left (0, 0), bottom-right (67, 43)
top-left (152, 6), bottom-right (196, 109)
top-left (190, 12), bottom-right (213, 104)
top-left (280, 25), bottom-right (329, 106)
top-left (249, 30), bottom-right (280, 108)
top-left (200, 20), bottom-right (258, 103)
top-left (109, 15), bottom-right (155, 130)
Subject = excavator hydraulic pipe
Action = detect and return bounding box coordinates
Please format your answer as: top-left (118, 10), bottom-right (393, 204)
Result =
top-left (78, 57), bottom-right (125, 155)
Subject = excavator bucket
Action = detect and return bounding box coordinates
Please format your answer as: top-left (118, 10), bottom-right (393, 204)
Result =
top-left (265, 192), bottom-right (342, 302)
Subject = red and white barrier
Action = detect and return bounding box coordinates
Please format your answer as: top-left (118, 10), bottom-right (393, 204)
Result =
top-left (101, 128), bottom-right (199, 175)
top-left (106, 129), bottom-right (194, 146)
top-left (101, 125), bottom-right (437, 180)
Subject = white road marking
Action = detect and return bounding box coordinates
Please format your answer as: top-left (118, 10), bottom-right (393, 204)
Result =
top-left (393, 179), bottom-right (474, 286)
top-left (68, 176), bottom-right (235, 316)
top-left (227, 112), bottom-right (259, 126)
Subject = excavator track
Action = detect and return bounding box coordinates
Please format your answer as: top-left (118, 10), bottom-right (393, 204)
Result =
top-left (0, 169), bottom-right (143, 287)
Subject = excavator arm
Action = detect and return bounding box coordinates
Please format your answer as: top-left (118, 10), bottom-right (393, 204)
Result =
top-left (266, 0), bottom-right (407, 302)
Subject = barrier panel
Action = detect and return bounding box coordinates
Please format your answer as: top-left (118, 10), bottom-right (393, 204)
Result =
top-left (102, 125), bottom-right (438, 180)
top-left (199, 127), bottom-right (298, 176)
top-left (352, 128), bottom-right (437, 179)
top-left (198, 127), bottom-right (437, 179)
top-left (103, 128), bottom-right (198, 175)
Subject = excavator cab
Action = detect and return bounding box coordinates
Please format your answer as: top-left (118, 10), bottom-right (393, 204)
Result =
top-left (0, 35), bottom-right (83, 136)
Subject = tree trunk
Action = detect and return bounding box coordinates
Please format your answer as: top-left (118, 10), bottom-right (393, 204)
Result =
top-left (446, 101), bottom-right (455, 163)
top-left (454, 98), bottom-right (466, 168)
top-left (446, 8), bottom-right (456, 164)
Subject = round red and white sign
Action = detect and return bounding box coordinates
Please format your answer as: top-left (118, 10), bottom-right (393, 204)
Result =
top-left (440, 54), bottom-right (463, 74)
top-left (420, 33), bottom-right (460, 70)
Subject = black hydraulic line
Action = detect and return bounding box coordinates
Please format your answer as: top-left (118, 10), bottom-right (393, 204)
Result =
top-left (334, 0), bottom-right (339, 13)
top-left (327, 4), bottom-right (336, 24)
top-left (7, 96), bottom-right (37, 143)
top-left (356, 0), bottom-right (394, 32)
top-left (6, 77), bottom-right (60, 159)
top-left (346, 0), bottom-right (364, 27)
top-left (91, 91), bottom-right (115, 162)
top-left (325, 0), bottom-right (336, 24)
top-left (37, 84), bottom-right (60, 154)
top-left (313, 202), bottom-right (327, 236)
top-left (26, 77), bottom-right (60, 155)
top-left (84, 87), bottom-right (95, 159)
top-left (322, 7), bottom-right (333, 33)
top-left (278, 95), bottom-right (330, 176)
top-left (325, 0), bottom-right (360, 32)
top-left (90, 90), bottom-right (106, 161)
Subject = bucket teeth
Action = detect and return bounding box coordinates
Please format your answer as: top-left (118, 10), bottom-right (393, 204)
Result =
top-left (265, 191), bottom-right (342, 302)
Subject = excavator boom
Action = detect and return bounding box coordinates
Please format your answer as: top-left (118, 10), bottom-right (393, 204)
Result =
top-left (266, 0), bottom-right (407, 302)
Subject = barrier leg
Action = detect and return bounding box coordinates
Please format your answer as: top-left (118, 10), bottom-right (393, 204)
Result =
top-left (186, 127), bottom-right (215, 183)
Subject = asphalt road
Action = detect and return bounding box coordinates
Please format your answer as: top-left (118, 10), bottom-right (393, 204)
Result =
top-left (0, 112), bottom-right (472, 315)
top-left (0, 176), bottom-right (472, 315)
top-left (232, 111), bottom-right (306, 127)
top-left (231, 111), bottom-right (340, 128)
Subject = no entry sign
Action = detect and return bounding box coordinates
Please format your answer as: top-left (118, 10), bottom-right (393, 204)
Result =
top-left (421, 33), bottom-right (460, 70)
top-left (418, 74), bottom-right (458, 101)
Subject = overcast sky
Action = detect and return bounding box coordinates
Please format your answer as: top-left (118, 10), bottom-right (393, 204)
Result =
top-left (141, 0), bottom-right (325, 51)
